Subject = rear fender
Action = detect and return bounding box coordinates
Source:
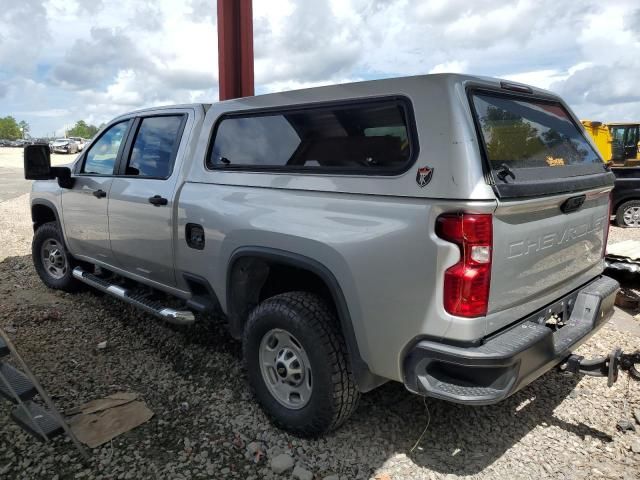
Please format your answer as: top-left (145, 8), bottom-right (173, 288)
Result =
top-left (226, 247), bottom-right (386, 393)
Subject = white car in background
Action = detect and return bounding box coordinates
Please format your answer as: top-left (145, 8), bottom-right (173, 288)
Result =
top-left (68, 137), bottom-right (86, 151)
top-left (49, 138), bottom-right (79, 154)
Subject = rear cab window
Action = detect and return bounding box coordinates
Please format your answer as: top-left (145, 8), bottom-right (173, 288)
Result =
top-left (207, 99), bottom-right (416, 174)
top-left (470, 91), bottom-right (609, 198)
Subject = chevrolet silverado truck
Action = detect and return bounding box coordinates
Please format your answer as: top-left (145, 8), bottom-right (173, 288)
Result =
top-left (25, 74), bottom-right (621, 436)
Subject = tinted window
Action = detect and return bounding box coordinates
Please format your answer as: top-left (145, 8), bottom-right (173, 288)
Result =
top-left (125, 116), bottom-right (184, 178)
top-left (82, 121), bottom-right (129, 175)
top-left (472, 93), bottom-right (601, 174)
top-left (208, 100), bottom-right (412, 172)
top-left (626, 126), bottom-right (639, 147)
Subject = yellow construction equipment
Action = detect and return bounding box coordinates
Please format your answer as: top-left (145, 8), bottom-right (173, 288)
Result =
top-left (582, 120), bottom-right (640, 166)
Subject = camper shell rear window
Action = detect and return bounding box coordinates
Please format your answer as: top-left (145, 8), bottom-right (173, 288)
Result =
top-left (469, 90), bottom-right (610, 198)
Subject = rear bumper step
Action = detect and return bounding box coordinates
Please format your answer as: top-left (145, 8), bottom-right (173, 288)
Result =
top-left (403, 275), bottom-right (619, 404)
top-left (72, 267), bottom-right (196, 325)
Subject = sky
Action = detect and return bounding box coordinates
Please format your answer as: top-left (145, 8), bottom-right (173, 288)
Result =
top-left (1, 0), bottom-right (639, 137)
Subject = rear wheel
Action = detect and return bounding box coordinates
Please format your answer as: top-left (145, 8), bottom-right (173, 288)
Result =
top-left (615, 200), bottom-right (640, 227)
top-left (243, 291), bottom-right (359, 437)
top-left (32, 222), bottom-right (83, 292)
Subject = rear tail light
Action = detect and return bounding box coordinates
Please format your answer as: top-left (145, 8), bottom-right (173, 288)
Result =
top-left (436, 213), bottom-right (493, 317)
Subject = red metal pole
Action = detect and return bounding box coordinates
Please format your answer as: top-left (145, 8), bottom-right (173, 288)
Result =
top-left (217, 0), bottom-right (254, 100)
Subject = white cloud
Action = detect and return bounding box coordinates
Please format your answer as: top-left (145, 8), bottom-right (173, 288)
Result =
top-left (13, 109), bottom-right (70, 117)
top-left (0, 0), bottom-right (638, 136)
top-left (262, 77), bottom-right (363, 94)
top-left (429, 61), bottom-right (468, 75)
top-left (0, 0), bottom-right (50, 74)
top-left (503, 70), bottom-right (563, 90)
top-left (545, 2), bottom-right (640, 120)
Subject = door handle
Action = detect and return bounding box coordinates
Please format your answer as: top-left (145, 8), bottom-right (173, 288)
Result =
top-left (92, 189), bottom-right (107, 198)
top-left (148, 195), bottom-right (168, 206)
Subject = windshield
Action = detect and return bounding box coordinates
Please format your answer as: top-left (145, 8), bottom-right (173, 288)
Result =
top-left (472, 93), bottom-right (602, 177)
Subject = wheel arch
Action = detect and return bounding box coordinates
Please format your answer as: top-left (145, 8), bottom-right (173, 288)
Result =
top-left (31, 199), bottom-right (61, 231)
top-left (613, 194), bottom-right (640, 213)
top-left (614, 197), bottom-right (640, 227)
top-left (226, 246), bottom-right (385, 392)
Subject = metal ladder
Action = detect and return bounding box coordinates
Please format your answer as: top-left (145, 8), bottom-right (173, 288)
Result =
top-left (0, 328), bottom-right (89, 461)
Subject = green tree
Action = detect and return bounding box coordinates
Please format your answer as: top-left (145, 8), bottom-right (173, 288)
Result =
top-left (67, 120), bottom-right (100, 139)
top-left (482, 106), bottom-right (544, 166)
top-left (481, 107), bottom-right (588, 167)
top-left (0, 116), bottom-right (23, 140)
top-left (18, 120), bottom-right (29, 139)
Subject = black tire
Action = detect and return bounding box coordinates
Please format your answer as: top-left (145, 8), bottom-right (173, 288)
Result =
top-left (243, 291), bottom-right (359, 436)
top-left (32, 222), bottom-right (82, 292)
top-left (615, 200), bottom-right (640, 227)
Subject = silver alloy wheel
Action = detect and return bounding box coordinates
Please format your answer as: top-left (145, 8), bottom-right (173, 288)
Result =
top-left (41, 238), bottom-right (67, 279)
top-left (623, 206), bottom-right (640, 227)
top-left (259, 328), bottom-right (312, 409)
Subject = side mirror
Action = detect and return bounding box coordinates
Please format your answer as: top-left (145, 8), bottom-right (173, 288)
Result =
top-left (24, 144), bottom-right (75, 188)
top-left (24, 144), bottom-right (52, 180)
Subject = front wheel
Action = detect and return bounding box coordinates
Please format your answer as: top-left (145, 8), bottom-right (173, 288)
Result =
top-left (243, 292), bottom-right (359, 437)
top-left (32, 222), bottom-right (83, 292)
top-left (615, 200), bottom-right (640, 227)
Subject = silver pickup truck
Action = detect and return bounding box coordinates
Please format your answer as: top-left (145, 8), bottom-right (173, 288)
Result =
top-left (25, 74), bottom-right (619, 436)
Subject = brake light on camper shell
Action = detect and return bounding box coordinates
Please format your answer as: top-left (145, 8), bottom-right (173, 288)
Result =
top-left (436, 213), bottom-right (493, 317)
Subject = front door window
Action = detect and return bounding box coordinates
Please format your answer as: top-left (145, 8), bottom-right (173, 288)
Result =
top-left (82, 121), bottom-right (130, 175)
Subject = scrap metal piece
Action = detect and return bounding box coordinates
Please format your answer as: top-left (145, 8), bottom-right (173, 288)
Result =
top-left (608, 348), bottom-right (621, 387)
top-left (606, 240), bottom-right (640, 261)
top-left (559, 348), bottom-right (640, 386)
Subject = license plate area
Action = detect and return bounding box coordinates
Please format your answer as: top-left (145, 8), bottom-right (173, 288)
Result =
top-left (531, 290), bottom-right (581, 332)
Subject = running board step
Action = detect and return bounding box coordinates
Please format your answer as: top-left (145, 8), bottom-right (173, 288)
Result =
top-left (0, 362), bottom-right (37, 402)
top-left (72, 267), bottom-right (196, 325)
top-left (11, 401), bottom-right (64, 440)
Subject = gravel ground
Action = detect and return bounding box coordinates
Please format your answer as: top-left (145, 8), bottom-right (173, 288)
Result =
top-left (0, 148), bottom-right (72, 169)
top-left (0, 192), bottom-right (639, 479)
top-left (0, 149), bottom-right (76, 202)
top-left (609, 224), bottom-right (640, 246)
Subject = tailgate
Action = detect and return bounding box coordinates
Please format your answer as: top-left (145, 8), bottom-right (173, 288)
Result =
top-left (490, 189), bottom-right (609, 315)
top-left (468, 87), bottom-right (615, 328)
